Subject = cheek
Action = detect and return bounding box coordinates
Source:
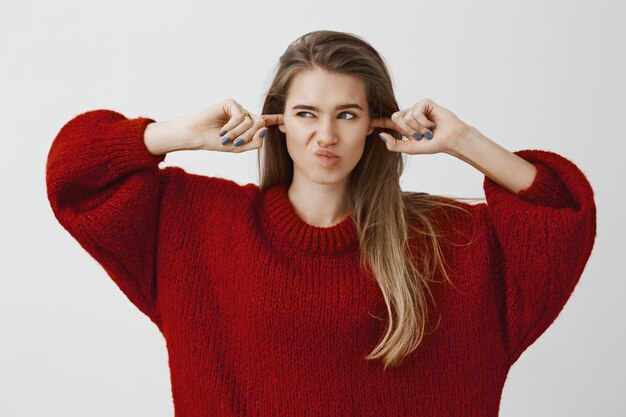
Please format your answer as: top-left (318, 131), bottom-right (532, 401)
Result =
top-left (350, 140), bottom-right (367, 164)
top-left (284, 123), bottom-right (312, 149)
top-left (282, 119), bottom-right (307, 139)
top-left (284, 133), bottom-right (309, 162)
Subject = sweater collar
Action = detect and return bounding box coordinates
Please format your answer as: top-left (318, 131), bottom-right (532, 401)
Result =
top-left (259, 183), bottom-right (359, 255)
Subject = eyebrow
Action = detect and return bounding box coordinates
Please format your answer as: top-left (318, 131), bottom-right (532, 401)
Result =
top-left (291, 104), bottom-right (364, 111)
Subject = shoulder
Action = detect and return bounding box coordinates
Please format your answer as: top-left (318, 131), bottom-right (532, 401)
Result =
top-left (159, 166), bottom-right (260, 210)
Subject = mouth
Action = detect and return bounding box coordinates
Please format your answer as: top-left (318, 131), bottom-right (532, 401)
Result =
top-left (315, 153), bottom-right (341, 167)
top-left (314, 150), bottom-right (340, 158)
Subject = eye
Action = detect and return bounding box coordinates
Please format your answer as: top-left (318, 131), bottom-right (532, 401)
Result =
top-left (296, 111), bottom-right (356, 120)
top-left (338, 112), bottom-right (356, 120)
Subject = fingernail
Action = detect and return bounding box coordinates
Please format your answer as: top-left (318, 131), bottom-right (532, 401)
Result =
top-left (221, 137), bottom-right (231, 145)
top-left (219, 130), bottom-right (227, 137)
top-left (260, 129), bottom-right (267, 138)
top-left (413, 132), bottom-right (423, 141)
top-left (379, 134), bottom-right (386, 143)
top-left (234, 138), bottom-right (244, 146)
top-left (425, 131), bottom-right (433, 140)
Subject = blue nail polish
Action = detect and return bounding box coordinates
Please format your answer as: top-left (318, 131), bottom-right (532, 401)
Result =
top-left (379, 134), bottom-right (386, 143)
top-left (221, 137), bottom-right (231, 145)
top-left (425, 131), bottom-right (433, 140)
top-left (219, 130), bottom-right (227, 137)
top-left (234, 138), bottom-right (244, 146)
top-left (413, 132), bottom-right (423, 141)
top-left (260, 129), bottom-right (267, 138)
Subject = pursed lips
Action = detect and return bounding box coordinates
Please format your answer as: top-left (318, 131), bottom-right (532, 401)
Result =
top-left (315, 150), bottom-right (339, 158)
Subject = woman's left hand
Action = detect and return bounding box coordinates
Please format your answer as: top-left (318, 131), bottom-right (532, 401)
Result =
top-left (370, 98), bottom-right (471, 155)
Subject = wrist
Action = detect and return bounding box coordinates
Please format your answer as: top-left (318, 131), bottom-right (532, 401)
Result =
top-left (445, 125), bottom-right (483, 159)
top-left (144, 116), bottom-right (198, 155)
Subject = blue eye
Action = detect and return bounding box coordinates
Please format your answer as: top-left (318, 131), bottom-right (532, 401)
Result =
top-left (296, 111), bottom-right (356, 120)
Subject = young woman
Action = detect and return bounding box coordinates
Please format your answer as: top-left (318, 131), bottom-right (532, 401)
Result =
top-left (46, 30), bottom-right (596, 416)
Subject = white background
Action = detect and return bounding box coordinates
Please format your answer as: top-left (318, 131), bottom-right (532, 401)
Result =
top-left (1, 0), bottom-right (624, 416)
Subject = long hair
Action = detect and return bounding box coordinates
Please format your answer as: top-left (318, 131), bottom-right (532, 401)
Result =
top-left (257, 30), bottom-right (482, 370)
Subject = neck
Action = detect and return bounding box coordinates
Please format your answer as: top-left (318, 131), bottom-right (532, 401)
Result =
top-left (288, 178), bottom-right (348, 227)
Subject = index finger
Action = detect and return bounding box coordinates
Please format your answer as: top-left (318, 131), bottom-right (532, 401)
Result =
top-left (261, 114), bottom-right (284, 127)
top-left (369, 117), bottom-right (400, 131)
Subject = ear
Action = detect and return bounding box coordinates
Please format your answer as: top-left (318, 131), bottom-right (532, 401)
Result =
top-left (367, 127), bottom-right (374, 136)
top-left (278, 124), bottom-right (286, 134)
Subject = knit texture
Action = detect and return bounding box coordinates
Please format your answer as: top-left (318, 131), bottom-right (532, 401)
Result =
top-left (46, 109), bottom-right (597, 417)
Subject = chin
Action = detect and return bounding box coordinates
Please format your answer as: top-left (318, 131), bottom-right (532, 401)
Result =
top-left (307, 171), bottom-right (350, 186)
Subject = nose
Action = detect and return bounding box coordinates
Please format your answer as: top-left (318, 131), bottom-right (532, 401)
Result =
top-left (315, 116), bottom-right (338, 146)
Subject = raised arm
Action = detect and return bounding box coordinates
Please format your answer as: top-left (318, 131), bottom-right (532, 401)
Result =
top-left (46, 109), bottom-right (177, 328)
top-left (476, 148), bottom-right (597, 364)
top-left (46, 101), bottom-right (284, 328)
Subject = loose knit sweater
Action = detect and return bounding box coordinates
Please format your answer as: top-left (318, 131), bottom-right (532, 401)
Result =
top-left (46, 109), bottom-right (597, 417)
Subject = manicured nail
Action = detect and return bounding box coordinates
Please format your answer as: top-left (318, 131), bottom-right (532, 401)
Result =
top-left (379, 134), bottom-right (387, 143)
top-left (260, 129), bottom-right (267, 138)
top-left (425, 131), bottom-right (433, 140)
top-left (413, 132), bottom-right (423, 141)
top-left (234, 138), bottom-right (244, 146)
top-left (221, 137), bottom-right (231, 145)
top-left (219, 130), bottom-right (227, 137)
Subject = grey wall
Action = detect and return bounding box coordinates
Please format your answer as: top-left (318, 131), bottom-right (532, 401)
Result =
top-left (1, 0), bottom-right (623, 415)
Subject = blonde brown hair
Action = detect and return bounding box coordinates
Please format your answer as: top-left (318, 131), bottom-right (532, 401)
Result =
top-left (257, 30), bottom-right (482, 370)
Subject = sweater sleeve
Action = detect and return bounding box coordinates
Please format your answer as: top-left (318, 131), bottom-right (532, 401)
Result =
top-left (45, 109), bottom-right (169, 329)
top-left (480, 149), bottom-right (597, 365)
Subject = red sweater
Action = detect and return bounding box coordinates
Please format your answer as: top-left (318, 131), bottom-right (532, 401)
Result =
top-left (46, 109), bottom-right (596, 416)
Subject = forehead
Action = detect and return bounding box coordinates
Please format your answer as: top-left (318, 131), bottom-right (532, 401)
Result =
top-left (286, 69), bottom-right (367, 107)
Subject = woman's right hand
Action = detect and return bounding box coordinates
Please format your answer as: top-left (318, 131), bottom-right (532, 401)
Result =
top-left (189, 98), bottom-right (283, 153)
top-left (143, 98), bottom-right (284, 155)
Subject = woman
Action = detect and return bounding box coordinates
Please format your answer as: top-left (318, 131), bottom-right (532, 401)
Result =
top-left (46, 30), bottom-right (596, 416)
